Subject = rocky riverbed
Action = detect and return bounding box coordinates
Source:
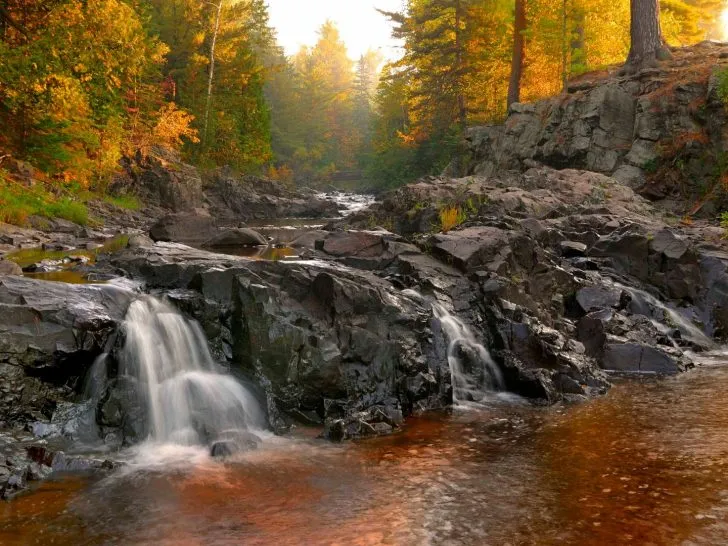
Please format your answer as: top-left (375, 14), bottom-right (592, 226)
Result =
top-left (2, 45), bottom-right (728, 500)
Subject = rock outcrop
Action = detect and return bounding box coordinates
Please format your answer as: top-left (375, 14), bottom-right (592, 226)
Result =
top-left (458, 42), bottom-right (728, 216)
top-left (3, 43), bottom-right (728, 499)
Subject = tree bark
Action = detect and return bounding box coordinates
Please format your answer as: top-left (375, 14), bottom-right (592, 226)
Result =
top-left (624, 0), bottom-right (670, 72)
top-left (570, 8), bottom-right (585, 74)
top-left (507, 0), bottom-right (526, 108)
top-left (455, 0), bottom-right (467, 130)
top-left (203, 0), bottom-right (223, 146)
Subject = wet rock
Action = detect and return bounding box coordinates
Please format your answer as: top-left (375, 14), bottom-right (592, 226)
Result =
top-left (560, 241), bottom-right (587, 257)
top-left (210, 432), bottom-right (261, 457)
top-left (50, 452), bottom-right (117, 473)
top-left (575, 286), bottom-right (623, 313)
top-left (210, 440), bottom-right (236, 458)
top-left (589, 230), bottom-right (651, 279)
top-left (108, 243), bottom-right (447, 429)
top-left (203, 228), bottom-right (267, 248)
top-left (0, 276), bottom-right (130, 427)
top-left (576, 310), bottom-right (612, 357)
top-left (601, 342), bottom-right (683, 375)
top-left (324, 409), bottom-right (398, 442)
top-left (0, 259), bottom-right (22, 276)
top-left (149, 213), bottom-right (218, 245)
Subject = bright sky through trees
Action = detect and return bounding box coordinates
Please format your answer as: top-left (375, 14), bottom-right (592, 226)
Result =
top-left (267, 0), bottom-right (404, 60)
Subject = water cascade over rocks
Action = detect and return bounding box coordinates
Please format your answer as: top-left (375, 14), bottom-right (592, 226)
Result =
top-left (121, 297), bottom-right (265, 455)
top-left (615, 283), bottom-right (715, 350)
top-left (431, 303), bottom-right (504, 404)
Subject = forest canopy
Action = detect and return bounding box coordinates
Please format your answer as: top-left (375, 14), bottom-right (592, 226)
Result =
top-left (0, 0), bottom-right (724, 194)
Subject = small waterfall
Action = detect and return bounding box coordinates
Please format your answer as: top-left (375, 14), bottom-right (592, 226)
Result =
top-left (431, 302), bottom-right (504, 404)
top-left (615, 283), bottom-right (714, 349)
top-left (121, 297), bottom-right (265, 451)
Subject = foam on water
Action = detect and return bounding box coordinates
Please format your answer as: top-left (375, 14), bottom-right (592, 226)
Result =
top-left (120, 297), bottom-right (265, 461)
top-left (401, 289), bottom-right (505, 405)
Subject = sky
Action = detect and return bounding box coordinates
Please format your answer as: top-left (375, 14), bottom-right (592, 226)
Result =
top-left (267, 0), bottom-right (405, 61)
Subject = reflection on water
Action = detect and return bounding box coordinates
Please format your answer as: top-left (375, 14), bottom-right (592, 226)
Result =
top-left (210, 245), bottom-right (298, 261)
top-left (6, 235), bottom-right (130, 268)
top-left (23, 270), bottom-right (102, 284)
top-left (4, 363), bottom-right (728, 545)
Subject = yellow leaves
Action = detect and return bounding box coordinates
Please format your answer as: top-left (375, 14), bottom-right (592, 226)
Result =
top-left (153, 103), bottom-right (200, 148)
top-left (193, 32), bottom-right (206, 48)
top-left (439, 206), bottom-right (466, 233)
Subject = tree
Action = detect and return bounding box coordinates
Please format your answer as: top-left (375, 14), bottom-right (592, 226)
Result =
top-left (203, 0), bottom-right (224, 146)
top-left (146, 0), bottom-right (275, 170)
top-left (624, 0), bottom-right (671, 71)
top-left (507, 0), bottom-right (527, 106)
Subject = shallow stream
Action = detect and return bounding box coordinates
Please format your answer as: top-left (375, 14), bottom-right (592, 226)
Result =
top-left (4, 357), bottom-right (728, 545)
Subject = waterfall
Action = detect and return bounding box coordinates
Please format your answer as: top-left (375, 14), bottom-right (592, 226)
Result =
top-left (401, 289), bottom-right (503, 403)
top-left (120, 297), bottom-right (265, 452)
top-left (614, 283), bottom-right (715, 350)
top-left (431, 303), bottom-right (504, 404)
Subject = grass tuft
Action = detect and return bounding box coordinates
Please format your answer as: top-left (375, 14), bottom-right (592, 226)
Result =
top-left (439, 206), bottom-right (466, 233)
top-left (0, 170), bottom-right (88, 226)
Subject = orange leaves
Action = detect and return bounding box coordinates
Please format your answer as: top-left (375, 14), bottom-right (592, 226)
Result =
top-left (153, 104), bottom-right (200, 148)
top-left (439, 206), bottom-right (466, 233)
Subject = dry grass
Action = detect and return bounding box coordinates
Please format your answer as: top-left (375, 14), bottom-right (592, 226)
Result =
top-left (439, 206), bottom-right (466, 233)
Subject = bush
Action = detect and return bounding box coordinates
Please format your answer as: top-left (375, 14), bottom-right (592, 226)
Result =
top-left (0, 171), bottom-right (89, 226)
top-left (439, 206), bottom-right (466, 233)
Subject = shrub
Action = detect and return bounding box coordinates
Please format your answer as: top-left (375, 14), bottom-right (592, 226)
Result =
top-left (0, 170), bottom-right (89, 226)
top-left (439, 206), bottom-right (466, 233)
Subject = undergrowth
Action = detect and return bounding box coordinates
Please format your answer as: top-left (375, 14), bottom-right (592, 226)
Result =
top-left (100, 193), bottom-right (141, 211)
top-left (0, 170), bottom-right (88, 226)
top-left (439, 206), bottom-right (466, 233)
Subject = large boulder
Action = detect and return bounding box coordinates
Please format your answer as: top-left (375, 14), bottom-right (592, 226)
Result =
top-left (600, 342), bottom-right (685, 375)
top-left (428, 227), bottom-right (516, 272)
top-left (149, 213), bottom-right (218, 245)
top-left (203, 228), bottom-right (267, 248)
top-left (0, 276), bottom-right (130, 424)
top-left (112, 147), bottom-right (204, 212)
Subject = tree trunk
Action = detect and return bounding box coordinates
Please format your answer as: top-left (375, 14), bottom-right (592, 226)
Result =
top-left (624, 0), bottom-right (670, 71)
top-left (203, 0), bottom-right (223, 146)
top-left (561, 0), bottom-right (568, 91)
top-left (570, 8), bottom-right (585, 74)
top-left (455, 0), bottom-right (467, 130)
top-left (507, 0), bottom-right (526, 108)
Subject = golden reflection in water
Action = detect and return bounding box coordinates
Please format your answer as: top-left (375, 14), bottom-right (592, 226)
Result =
top-left (23, 270), bottom-right (99, 284)
top-left (3, 367), bottom-right (728, 544)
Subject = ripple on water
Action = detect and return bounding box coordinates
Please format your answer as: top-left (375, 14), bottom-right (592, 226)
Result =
top-left (5, 363), bottom-right (728, 544)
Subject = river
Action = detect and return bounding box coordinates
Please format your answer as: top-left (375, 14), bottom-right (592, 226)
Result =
top-left (3, 353), bottom-right (728, 545)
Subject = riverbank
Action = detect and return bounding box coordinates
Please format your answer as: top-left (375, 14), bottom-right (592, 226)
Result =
top-left (3, 355), bottom-right (728, 545)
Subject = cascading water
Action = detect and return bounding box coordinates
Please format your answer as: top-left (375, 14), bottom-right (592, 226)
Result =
top-left (402, 289), bottom-right (503, 403)
top-left (614, 282), bottom-right (715, 350)
top-left (431, 303), bottom-right (504, 404)
top-left (120, 297), bottom-right (265, 451)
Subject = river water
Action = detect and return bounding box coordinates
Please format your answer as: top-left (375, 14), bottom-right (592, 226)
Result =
top-left (3, 354), bottom-right (728, 545)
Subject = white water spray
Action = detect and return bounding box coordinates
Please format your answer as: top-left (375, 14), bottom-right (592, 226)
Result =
top-left (401, 289), bottom-right (504, 403)
top-left (424, 301), bottom-right (503, 405)
top-left (614, 283), bottom-right (714, 349)
top-left (121, 297), bottom-right (265, 449)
